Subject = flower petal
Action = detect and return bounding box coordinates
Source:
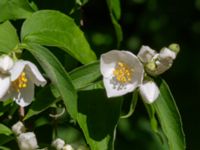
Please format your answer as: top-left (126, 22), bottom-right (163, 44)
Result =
top-left (0, 75), bottom-right (11, 100)
top-left (139, 80), bottom-right (159, 104)
top-left (103, 76), bottom-right (138, 98)
top-left (25, 61), bottom-right (47, 86)
top-left (137, 45), bottom-right (157, 63)
top-left (13, 80), bottom-right (34, 107)
top-left (0, 55), bottom-right (14, 73)
top-left (9, 60), bottom-right (26, 81)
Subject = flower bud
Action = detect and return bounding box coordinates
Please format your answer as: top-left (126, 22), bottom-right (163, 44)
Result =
top-left (63, 144), bottom-right (74, 150)
top-left (168, 43), bottom-right (180, 54)
top-left (17, 132), bottom-right (38, 150)
top-left (52, 138), bottom-right (65, 150)
top-left (139, 80), bottom-right (159, 104)
top-left (0, 55), bottom-right (14, 73)
top-left (11, 121), bottom-right (26, 136)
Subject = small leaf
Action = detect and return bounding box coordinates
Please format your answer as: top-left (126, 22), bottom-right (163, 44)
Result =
top-left (23, 43), bottom-right (78, 120)
top-left (153, 79), bottom-right (186, 150)
top-left (21, 10), bottom-right (97, 64)
top-left (0, 124), bottom-right (12, 136)
top-left (0, 21), bottom-right (19, 54)
top-left (77, 90), bottom-right (122, 150)
top-left (106, 0), bottom-right (123, 47)
top-left (69, 61), bottom-right (101, 89)
top-left (0, 0), bottom-right (35, 22)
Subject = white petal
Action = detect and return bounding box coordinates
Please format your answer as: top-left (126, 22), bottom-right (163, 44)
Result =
top-left (63, 144), bottom-right (74, 150)
top-left (0, 55), bottom-right (14, 73)
top-left (159, 47), bottom-right (176, 60)
top-left (103, 77), bottom-right (138, 98)
top-left (0, 75), bottom-right (11, 100)
top-left (137, 45), bottom-right (157, 63)
top-left (13, 80), bottom-right (34, 107)
top-left (25, 61), bottom-right (47, 86)
top-left (10, 60), bottom-right (26, 81)
top-left (139, 81), bottom-right (159, 103)
top-left (17, 132), bottom-right (38, 150)
top-left (100, 50), bottom-right (120, 77)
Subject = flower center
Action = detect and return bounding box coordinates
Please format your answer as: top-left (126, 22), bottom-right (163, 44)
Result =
top-left (113, 61), bottom-right (133, 84)
top-left (13, 72), bottom-right (28, 92)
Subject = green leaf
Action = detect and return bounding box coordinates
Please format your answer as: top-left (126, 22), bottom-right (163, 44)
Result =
top-left (21, 10), bottom-right (97, 64)
top-left (0, 124), bottom-right (12, 136)
top-left (106, 0), bottom-right (123, 48)
top-left (0, 21), bottom-right (19, 54)
top-left (0, 0), bottom-right (35, 22)
top-left (77, 90), bottom-right (122, 150)
top-left (69, 61), bottom-right (101, 89)
top-left (23, 43), bottom-right (78, 120)
top-left (153, 79), bottom-right (186, 150)
top-left (80, 80), bottom-right (104, 91)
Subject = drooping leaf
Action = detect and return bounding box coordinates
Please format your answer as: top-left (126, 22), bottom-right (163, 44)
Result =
top-left (0, 0), bottom-right (35, 22)
top-left (0, 21), bottom-right (19, 54)
top-left (21, 10), bottom-right (97, 64)
top-left (0, 124), bottom-right (13, 136)
top-left (69, 61), bottom-right (101, 89)
top-left (77, 90), bottom-right (122, 150)
top-left (153, 79), bottom-right (186, 150)
top-left (106, 0), bottom-right (123, 48)
top-left (23, 43), bottom-right (78, 120)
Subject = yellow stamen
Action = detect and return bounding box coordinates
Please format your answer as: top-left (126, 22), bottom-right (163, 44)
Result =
top-left (113, 61), bottom-right (133, 84)
top-left (13, 71), bottom-right (28, 92)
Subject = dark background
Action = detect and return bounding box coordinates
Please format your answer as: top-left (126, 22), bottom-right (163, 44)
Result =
top-left (33, 0), bottom-right (200, 149)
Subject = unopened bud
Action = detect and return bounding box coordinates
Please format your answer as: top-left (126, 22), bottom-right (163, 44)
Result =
top-left (17, 132), bottom-right (38, 150)
top-left (168, 43), bottom-right (180, 54)
top-left (52, 138), bottom-right (65, 150)
top-left (12, 121), bottom-right (26, 135)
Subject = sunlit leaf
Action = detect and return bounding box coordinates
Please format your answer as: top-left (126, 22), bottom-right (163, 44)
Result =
top-left (0, 0), bottom-right (34, 22)
top-left (0, 21), bottom-right (19, 54)
top-left (153, 79), bottom-right (186, 150)
top-left (69, 61), bottom-right (101, 89)
top-left (23, 43), bottom-right (78, 120)
top-left (0, 124), bottom-right (12, 136)
top-left (21, 10), bottom-right (97, 64)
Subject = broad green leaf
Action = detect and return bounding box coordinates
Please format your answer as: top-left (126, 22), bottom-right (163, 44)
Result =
top-left (21, 10), bottom-right (97, 64)
top-left (23, 43), bottom-right (78, 120)
top-left (77, 90), bottom-right (122, 150)
top-left (0, 124), bottom-right (12, 136)
top-left (0, 0), bottom-right (35, 22)
top-left (24, 85), bottom-right (58, 120)
top-left (106, 0), bottom-right (123, 47)
top-left (69, 61), bottom-right (101, 89)
top-left (0, 21), bottom-right (19, 54)
top-left (0, 135), bottom-right (14, 146)
top-left (153, 79), bottom-right (186, 150)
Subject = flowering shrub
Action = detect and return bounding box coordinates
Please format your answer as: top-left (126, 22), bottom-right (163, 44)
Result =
top-left (0, 1), bottom-right (185, 150)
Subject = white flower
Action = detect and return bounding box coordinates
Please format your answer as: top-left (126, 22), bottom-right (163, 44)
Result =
top-left (17, 132), bottom-right (39, 150)
top-left (139, 80), bottom-right (159, 104)
top-left (52, 138), bottom-right (65, 150)
top-left (5, 60), bottom-right (47, 107)
top-left (100, 50), bottom-right (144, 98)
top-left (0, 55), bottom-right (14, 100)
top-left (11, 121), bottom-right (26, 135)
top-left (138, 45), bottom-right (178, 76)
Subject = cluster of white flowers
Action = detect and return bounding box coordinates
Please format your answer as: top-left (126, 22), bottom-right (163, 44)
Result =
top-left (12, 121), bottom-right (39, 150)
top-left (0, 55), bottom-right (47, 107)
top-left (100, 44), bottom-right (179, 103)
